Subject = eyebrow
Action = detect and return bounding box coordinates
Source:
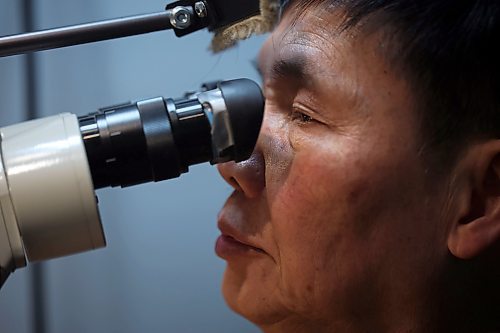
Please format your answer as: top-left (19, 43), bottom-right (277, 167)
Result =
top-left (271, 57), bottom-right (308, 81)
top-left (253, 54), bottom-right (319, 89)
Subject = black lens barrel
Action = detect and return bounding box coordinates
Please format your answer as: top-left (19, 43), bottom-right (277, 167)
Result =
top-left (79, 98), bottom-right (181, 189)
top-left (166, 98), bottom-right (213, 166)
top-left (78, 79), bottom-right (265, 190)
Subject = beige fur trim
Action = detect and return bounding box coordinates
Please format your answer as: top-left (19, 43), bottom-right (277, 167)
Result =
top-left (210, 0), bottom-right (280, 53)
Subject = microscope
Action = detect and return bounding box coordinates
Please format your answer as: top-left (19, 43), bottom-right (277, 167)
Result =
top-left (0, 0), bottom-right (275, 288)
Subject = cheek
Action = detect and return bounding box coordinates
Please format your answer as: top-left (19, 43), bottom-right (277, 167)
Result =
top-left (265, 132), bottom-right (431, 315)
top-left (266, 143), bottom-right (367, 314)
top-left (273, 130), bottom-right (369, 217)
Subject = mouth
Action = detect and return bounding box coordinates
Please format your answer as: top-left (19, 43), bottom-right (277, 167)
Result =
top-left (215, 219), bottom-right (266, 259)
top-left (215, 234), bottom-right (266, 258)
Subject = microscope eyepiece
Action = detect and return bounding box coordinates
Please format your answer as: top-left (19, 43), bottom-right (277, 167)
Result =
top-left (78, 78), bottom-right (264, 189)
top-left (217, 79), bottom-right (264, 162)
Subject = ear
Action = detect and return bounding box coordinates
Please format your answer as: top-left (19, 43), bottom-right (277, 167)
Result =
top-left (448, 140), bottom-right (500, 260)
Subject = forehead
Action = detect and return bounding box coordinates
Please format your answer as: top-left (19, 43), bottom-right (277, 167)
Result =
top-left (258, 5), bottom-right (417, 132)
top-left (258, 7), bottom-right (371, 110)
top-left (260, 7), bottom-right (345, 71)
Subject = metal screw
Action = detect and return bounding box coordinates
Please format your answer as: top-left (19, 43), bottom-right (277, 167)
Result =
top-left (176, 12), bottom-right (189, 23)
top-left (170, 6), bottom-right (192, 29)
top-left (194, 1), bottom-right (208, 18)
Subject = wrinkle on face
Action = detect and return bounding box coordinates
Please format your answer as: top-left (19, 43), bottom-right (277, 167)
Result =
top-left (268, 20), bottom-right (369, 128)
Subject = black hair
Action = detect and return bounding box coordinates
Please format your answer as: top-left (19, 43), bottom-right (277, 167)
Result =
top-left (284, 0), bottom-right (499, 168)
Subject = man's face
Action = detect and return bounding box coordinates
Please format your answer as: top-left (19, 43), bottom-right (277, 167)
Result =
top-left (216, 6), bottom-right (450, 331)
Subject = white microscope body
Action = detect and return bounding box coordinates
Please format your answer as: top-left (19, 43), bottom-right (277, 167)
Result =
top-left (0, 114), bottom-right (105, 287)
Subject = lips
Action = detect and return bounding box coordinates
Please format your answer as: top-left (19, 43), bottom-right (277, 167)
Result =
top-left (216, 216), bottom-right (266, 259)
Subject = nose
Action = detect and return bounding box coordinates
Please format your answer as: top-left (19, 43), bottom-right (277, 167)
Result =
top-left (217, 150), bottom-right (265, 198)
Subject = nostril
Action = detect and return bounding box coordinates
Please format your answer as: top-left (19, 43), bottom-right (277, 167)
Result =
top-left (229, 177), bottom-right (243, 192)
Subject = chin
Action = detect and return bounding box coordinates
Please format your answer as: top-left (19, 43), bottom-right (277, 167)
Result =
top-left (221, 263), bottom-right (289, 327)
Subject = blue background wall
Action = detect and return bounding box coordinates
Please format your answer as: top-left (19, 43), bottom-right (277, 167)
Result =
top-left (0, 1), bottom-right (265, 332)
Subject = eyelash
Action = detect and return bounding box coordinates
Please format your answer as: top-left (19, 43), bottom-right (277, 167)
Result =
top-left (291, 106), bottom-right (315, 124)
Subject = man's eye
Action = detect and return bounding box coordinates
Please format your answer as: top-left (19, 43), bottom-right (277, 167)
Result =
top-left (291, 109), bottom-right (314, 124)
